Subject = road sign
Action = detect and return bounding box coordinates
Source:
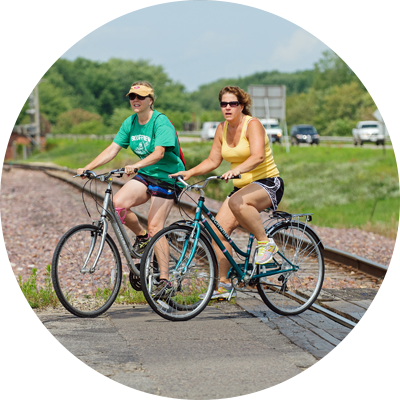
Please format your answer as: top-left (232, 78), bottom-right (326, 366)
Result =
top-left (248, 85), bottom-right (289, 152)
top-left (373, 104), bottom-right (393, 123)
top-left (248, 85), bottom-right (286, 121)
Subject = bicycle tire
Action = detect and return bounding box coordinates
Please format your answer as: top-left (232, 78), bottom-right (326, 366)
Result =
top-left (257, 221), bottom-right (325, 315)
top-left (140, 225), bottom-right (217, 321)
top-left (51, 224), bottom-right (122, 318)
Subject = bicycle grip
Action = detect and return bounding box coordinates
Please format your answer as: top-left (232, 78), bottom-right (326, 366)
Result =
top-left (119, 168), bottom-right (138, 174)
top-left (218, 174), bottom-right (241, 180)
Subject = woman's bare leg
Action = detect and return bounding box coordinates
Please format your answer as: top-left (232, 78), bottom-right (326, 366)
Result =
top-left (228, 184), bottom-right (272, 242)
top-left (147, 196), bottom-right (175, 280)
top-left (211, 199), bottom-right (240, 285)
top-left (113, 180), bottom-right (150, 236)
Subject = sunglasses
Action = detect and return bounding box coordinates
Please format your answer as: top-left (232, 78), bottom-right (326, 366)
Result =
top-left (220, 101), bottom-right (240, 108)
top-left (129, 93), bottom-right (149, 101)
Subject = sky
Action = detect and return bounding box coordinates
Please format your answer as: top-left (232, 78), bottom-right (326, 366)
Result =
top-left (61, 1), bottom-right (329, 91)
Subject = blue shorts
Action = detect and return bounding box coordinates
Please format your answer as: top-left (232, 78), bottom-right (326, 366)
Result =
top-left (132, 173), bottom-right (182, 202)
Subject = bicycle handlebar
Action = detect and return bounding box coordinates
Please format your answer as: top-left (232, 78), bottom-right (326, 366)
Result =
top-left (177, 174), bottom-right (241, 192)
top-left (73, 168), bottom-right (138, 180)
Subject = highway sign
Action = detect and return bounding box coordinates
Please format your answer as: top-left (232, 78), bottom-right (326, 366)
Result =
top-left (248, 85), bottom-right (286, 121)
top-left (373, 104), bottom-right (393, 123)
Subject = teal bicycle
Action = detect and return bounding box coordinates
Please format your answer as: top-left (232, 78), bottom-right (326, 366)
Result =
top-left (140, 175), bottom-right (325, 321)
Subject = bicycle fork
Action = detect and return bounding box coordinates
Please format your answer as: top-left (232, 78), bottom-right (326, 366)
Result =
top-left (80, 219), bottom-right (108, 274)
top-left (80, 185), bottom-right (113, 274)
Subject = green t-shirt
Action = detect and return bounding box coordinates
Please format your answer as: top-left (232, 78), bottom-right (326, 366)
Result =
top-left (113, 110), bottom-right (185, 187)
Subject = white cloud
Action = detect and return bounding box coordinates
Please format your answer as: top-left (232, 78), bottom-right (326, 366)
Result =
top-left (269, 28), bottom-right (321, 67)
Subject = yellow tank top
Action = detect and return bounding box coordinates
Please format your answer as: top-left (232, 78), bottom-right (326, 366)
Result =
top-left (221, 115), bottom-right (279, 188)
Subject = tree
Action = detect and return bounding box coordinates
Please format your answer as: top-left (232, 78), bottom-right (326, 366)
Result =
top-left (313, 42), bottom-right (400, 96)
top-left (53, 109), bottom-right (103, 133)
top-left (286, 90), bottom-right (318, 128)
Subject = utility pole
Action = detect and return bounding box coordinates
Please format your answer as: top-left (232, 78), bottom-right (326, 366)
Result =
top-left (24, 60), bottom-right (46, 151)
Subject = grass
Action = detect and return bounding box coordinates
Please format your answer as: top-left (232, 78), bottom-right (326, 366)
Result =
top-left (272, 145), bottom-right (399, 238)
top-left (24, 138), bottom-right (400, 238)
top-left (114, 274), bottom-right (147, 304)
top-left (18, 265), bottom-right (60, 309)
top-left (17, 266), bottom-right (148, 310)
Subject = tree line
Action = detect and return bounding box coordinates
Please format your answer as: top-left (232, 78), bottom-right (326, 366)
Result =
top-left (16, 50), bottom-right (377, 135)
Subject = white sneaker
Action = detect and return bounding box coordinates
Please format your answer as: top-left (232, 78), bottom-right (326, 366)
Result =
top-left (254, 239), bottom-right (278, 264)
top-left (199, 285), bottom-right (236, 300)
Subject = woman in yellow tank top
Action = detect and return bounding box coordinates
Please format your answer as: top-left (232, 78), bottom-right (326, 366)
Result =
top-left (170, 86), bottom-right (284, 299)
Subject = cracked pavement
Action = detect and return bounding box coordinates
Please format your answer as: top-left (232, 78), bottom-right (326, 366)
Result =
top-left (0, 302), bottom-right (367, 400)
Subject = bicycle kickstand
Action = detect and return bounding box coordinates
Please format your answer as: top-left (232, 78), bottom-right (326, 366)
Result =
top-left (227, 287), bottom-right (236, 302)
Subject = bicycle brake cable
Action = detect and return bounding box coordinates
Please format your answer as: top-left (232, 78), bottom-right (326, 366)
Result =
top-left (176, 179), bottom-right (208, 222)
top-left (82, 178), bottom-right (92, 219)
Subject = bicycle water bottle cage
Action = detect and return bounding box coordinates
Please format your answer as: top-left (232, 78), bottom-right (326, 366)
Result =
top-left (115, 207), bottom-right (127, 224)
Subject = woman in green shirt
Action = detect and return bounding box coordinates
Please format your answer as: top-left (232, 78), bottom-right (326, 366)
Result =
top-left (77, 81), bottom-right (184, 294)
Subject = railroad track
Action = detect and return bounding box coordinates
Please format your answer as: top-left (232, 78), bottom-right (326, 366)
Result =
top-left (9, 162), bottom-right (387, 280)
top-left (6, 162), bottom-right (384, 329)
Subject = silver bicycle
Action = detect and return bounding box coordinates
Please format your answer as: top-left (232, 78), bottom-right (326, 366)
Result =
top-left (51, 168), bottom-right (143, 318)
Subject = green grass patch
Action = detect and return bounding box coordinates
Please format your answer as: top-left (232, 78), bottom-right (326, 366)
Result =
top-left (18, 265), bottom-right (60, 309)
top-left (25, 138), bottom-right (400, 238)
top-left (271, 145), bottom-right (399, 237)
top-left (114, 275), bottom-right (147, 304)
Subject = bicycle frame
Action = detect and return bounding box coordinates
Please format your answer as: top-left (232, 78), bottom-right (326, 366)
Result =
top-left (174, 195), bottom-right (298, 284)
top-left (77, 170), bottom-right (140, 276)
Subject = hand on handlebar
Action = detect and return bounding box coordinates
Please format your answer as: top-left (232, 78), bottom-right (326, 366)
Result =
top-left (124, 165), bottom-right (139, 177)
top-left (77, 168), bottom-right (89, 179)
top-left (220, 169), bottom-right (241, 182)
top-left (169, 170), bottom-right (192, 181)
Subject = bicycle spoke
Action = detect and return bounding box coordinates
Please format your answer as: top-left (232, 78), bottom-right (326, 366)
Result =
top-left (257, 221), bottom-right (324, 315)
top-left (140, 226), bottom-right (217, 321)
top-left (52, 225), bottom-right (122, 318)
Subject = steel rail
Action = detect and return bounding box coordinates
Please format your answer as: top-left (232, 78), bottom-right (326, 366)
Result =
top-left (1, 163), bottom-right (400, 350)
top-left (6, 162), bottom-right (388, 279)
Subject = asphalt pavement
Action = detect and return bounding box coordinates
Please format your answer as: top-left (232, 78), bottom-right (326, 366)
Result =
top-left (35, 299), bottom-right (318, 399)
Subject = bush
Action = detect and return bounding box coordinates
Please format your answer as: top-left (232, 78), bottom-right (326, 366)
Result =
top-left (54, 108), bottom-right (103, 133)
top-left (70, 119), bottom-right (104, 134)
top-left (107, 107), bottom-right (134, 134)
top-left (323, 118), bottom-right (355, 136)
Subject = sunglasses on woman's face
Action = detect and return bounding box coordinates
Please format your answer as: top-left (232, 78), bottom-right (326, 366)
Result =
top-left (129, 93), bottom-right (149, 101)
top-left (220, 101), bottom-right (240, 108)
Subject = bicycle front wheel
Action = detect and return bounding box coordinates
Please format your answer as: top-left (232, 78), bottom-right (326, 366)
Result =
top-left (257, 221), bottom-right (325, 315)
top-left (140, 225), bottom-right (217, 321)
top-left (51, 224), bottom-right (122, 318)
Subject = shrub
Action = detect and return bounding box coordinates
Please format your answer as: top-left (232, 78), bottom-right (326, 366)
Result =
top-left (54, 108), bottom-right (103, 133)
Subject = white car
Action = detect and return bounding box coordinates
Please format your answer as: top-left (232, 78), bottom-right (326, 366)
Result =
top-left (201, 122), bottom-right (220, 140)
top-left (352, 121), bottom-right (385, 145)
top-left (259, 118), bottom-right (283, 144)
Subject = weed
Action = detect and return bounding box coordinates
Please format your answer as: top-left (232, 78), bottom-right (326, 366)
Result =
top-left (114, 274), bottom-right (147, 304)
top-left (18, 265), bottom-right (59, 309)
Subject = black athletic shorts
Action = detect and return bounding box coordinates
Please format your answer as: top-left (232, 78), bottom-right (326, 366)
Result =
top-left (227, 177), bottom-right (284, 211)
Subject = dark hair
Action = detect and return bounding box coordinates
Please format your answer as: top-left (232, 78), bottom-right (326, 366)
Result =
top-left (218, 86), bottom-right (252, 116)
top-left (131, 80), bottom-right (155, 109)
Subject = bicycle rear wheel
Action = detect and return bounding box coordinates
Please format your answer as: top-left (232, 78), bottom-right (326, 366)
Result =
top-left (257, 221), bottom-right (324, 315)
top-left (51, 224), bottom-right (122, 318)
top-left (140, 225), bottom-right (217, 321)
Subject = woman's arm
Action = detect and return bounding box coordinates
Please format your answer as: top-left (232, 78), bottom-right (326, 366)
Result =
top-left (221, 119), bottom-right (265, 180)
top-left (77, 142), bottom-right (122, 175)
top-left (169, 123), bottom-right (224, 180)
top-left (124, 146), bottom-right (165, 175)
